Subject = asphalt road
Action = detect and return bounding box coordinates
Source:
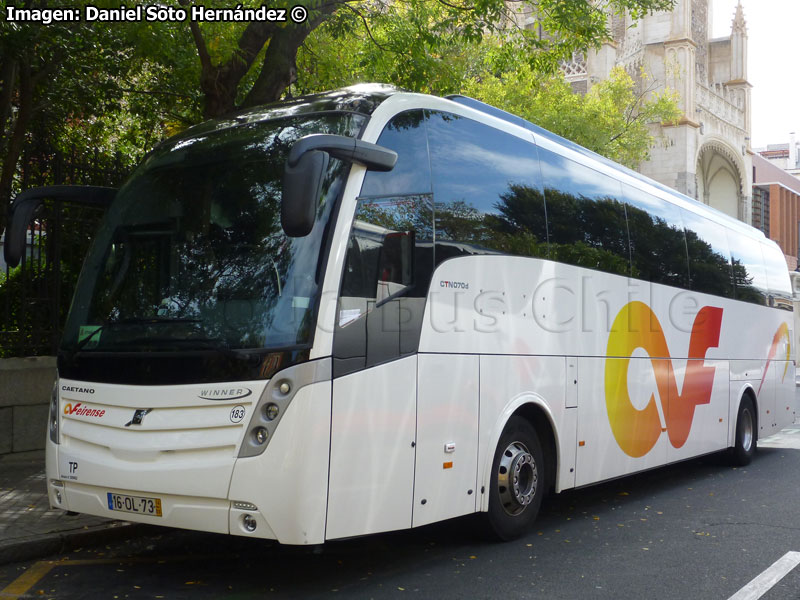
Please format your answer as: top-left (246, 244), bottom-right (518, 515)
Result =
top-left (3, 423), bottom-right (800, 599)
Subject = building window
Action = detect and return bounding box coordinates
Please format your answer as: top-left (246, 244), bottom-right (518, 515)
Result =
top-left (752, 187), bottom-right (770, 236)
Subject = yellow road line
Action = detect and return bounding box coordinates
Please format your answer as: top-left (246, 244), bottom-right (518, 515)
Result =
top-left (65, 553), bottom-right (234, 565)
top-left (0, 561), bottom-right (56, 599)
top-left (0, 553), bottom-right (237, 598)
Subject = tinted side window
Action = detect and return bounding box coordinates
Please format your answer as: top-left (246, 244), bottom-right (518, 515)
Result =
top-left (425, 111), bottom-right (547, 262)
top-left (334, 196), bottom-right (434, 377)
top-left (624, 185), bottom-right (689, 288)
top-left (360, 110), bottom-right (431, 198)
top-left (726, 231), bottom-right (768, 305)
top-left (761, 242), bottom-right (792, 310)
top-left (340, 196), bottom-right (434, 301)
top-left (681, 210), bottom-right (734, 298)
top-left (539, 148), bottom-right (630, 276)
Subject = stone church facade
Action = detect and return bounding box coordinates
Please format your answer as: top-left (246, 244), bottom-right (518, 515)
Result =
top-left (561, 1), bottom-right (753, 223)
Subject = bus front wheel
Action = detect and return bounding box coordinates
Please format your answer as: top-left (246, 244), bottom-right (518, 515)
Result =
top-left (731, 395), bottom-right (757, 466)
top-left (485, 416), bottom-right (545, 541)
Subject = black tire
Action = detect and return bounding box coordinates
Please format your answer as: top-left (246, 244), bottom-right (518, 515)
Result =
top-left (484, 416), bottom-right (545, 541)
top-left (731, 395), bottom-right (757, 466)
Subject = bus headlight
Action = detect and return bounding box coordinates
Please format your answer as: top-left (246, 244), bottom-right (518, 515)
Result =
top-left (49, 382), bottom-right (60, 444)
top-left (253, 427), bottom-right (269, 445)
top-left (264, 403), bottom-right (279, 420)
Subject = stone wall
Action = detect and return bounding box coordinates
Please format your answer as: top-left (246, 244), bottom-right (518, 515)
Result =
top-left (0, 357), bottom-right (57, 454)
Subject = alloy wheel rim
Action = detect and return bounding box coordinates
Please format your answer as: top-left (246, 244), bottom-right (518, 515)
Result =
top-left (497, 441), bottom-right (538, 516)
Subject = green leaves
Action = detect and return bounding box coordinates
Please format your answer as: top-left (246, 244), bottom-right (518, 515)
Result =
top-left (292, 0), bottom-right (678, 167)
top-left (464, 65), bottom-right (680, 168)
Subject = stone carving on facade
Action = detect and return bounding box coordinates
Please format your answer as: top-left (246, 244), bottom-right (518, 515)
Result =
top-left (692, 0), bottom-right (708, 82)
top-left (562, 51), bottom-right (588, 79)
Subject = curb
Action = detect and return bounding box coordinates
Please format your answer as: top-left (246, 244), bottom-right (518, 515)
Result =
top-left (0, 521), bottom-right (154, 566)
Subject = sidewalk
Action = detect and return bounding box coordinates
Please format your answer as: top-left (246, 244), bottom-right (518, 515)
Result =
top-left (0, 451), bottom-right (145, 565)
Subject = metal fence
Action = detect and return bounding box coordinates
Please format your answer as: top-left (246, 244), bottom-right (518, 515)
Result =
top-left (0, 143), bottom-right (130, 357)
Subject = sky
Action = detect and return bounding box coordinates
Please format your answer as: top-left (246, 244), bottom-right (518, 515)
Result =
top-left (711, 0), bottom-right (800, 148)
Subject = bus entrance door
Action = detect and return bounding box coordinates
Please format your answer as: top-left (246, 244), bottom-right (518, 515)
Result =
top-left (326, 356), bottom-right (417, 540)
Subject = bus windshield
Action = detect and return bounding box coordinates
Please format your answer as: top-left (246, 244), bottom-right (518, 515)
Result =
top-left (61, 112), bottom-right (364, 360)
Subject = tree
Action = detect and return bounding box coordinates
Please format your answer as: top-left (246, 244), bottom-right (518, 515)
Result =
top-left (292, 4), bottom-right (682, 167)
top-left (463, 65), bottom-right (681, 168)
top-left (294, 9), bottom-right (680, 168)
top-left (0, 11), bottom-right (175, 232)
top-left (165, 0), bottom-right (675, 118)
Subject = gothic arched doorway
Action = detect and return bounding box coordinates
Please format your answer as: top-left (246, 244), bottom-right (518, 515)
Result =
top-left (696, 142), bottom-right (745, 220)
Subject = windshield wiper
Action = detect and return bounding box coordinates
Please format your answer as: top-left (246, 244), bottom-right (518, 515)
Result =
top-left (109, 336), bottom-right (253, 362)
top-left (68, 317), bottom-right (202, 361)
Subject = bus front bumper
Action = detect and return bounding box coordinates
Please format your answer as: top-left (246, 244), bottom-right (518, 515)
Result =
top-left (47, 477), bottom-right (279, 540)
top-left (45, 375), bottom-right (332, 546)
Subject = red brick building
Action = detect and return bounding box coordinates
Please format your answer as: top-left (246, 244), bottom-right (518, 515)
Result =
top-left (752, 153), bottom-right (800, 269)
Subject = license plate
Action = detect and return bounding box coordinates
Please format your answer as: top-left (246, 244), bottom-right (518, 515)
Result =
top-left (107, 492), bottom-right (162, 517)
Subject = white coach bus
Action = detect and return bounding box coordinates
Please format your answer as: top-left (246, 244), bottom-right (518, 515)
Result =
top-left (5, 84), bottom-right (795, 543)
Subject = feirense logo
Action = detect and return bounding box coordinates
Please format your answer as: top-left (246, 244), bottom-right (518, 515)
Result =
top-left (63, 403), bottom-right (105, 418)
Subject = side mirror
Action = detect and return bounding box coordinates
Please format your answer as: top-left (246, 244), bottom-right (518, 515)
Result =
top-left (282, 135), bottom-right (397, 238)
top-left (3, 185), bottom-right (116, 268)
top-left (281, 150), bottom-right (330, 237)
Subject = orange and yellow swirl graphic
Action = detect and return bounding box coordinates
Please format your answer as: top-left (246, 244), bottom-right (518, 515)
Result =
top-left (605, 302), bottom-right (791, 458)
top-left (605, 301), bottom-right (723, 458)
top-left (757, 321), bottom-right (791, 395)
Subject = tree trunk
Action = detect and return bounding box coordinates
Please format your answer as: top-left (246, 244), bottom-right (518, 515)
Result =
top-left (241, 30), bottom-right (301, 107)
top-left (195, 4), bottom-right (340, 118)
top-left (243, 8), bottom-right (337, 109)
top-left (0, 61), bottom-right (34, 235)
top-left (202, 82), bottom-right (238, 120)
top-left (194, 19), bottom-right (280, 119)
top-left (0, 58), bottom-right (17, 147)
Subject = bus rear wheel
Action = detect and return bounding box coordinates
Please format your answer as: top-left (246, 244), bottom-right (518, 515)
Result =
top-left (731, 395), bottom-right (757, 466)
top-left (485, 416), bottom-right (545, 541)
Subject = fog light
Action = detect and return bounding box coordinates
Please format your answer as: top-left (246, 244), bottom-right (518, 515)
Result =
top-left (54, 490), bottom-right (62, 504)
top-left (243, 514), bottom-right (257, 532)
top-left (254, 427), bottom-right (269, 445)
top-left (264, 403), bottom-right (279, 421)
